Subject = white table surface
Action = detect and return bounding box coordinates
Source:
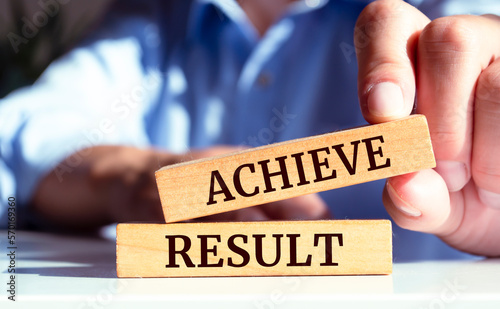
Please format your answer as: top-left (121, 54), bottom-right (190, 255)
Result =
top-left (1, 229), bottom-right (499, 309)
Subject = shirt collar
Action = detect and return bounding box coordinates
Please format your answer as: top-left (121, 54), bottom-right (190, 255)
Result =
top-left (194, 0), bottom-right (330, 43)
top-left (198, 0), bottom-right (331, 21)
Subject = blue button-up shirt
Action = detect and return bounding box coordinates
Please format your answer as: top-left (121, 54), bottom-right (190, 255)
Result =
top-left (1, 0), bottom-right (499, 260)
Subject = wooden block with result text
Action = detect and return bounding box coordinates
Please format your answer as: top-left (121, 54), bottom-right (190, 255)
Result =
top-left (116, 220), bottom-right (392, 277)
top-left (156, 115), bottom-right (435, 223)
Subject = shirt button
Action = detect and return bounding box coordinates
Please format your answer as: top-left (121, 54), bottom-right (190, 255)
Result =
top-left (305, 0), bottom-right (321, 8)
top-left (257, 72), bottom-right (272, 87)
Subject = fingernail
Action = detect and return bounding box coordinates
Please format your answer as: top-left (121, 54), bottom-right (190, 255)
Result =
top-left (367, 82), bottom-right (406, 118)
top-left (477, 188), bottom-right (500, 209)
top-left (386, 182), bottom-right (422, 217)
top-left (435, 161), bottom-right (469, 192)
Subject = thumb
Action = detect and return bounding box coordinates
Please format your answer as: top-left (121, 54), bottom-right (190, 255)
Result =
top-left (355, 0), bottom-right (429, 123)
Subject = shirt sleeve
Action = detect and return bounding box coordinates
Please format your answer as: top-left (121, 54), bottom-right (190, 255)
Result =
top-left (413, 0), bottom-right (500, 18)
top-left (0, 12), bottom-right (165, 228)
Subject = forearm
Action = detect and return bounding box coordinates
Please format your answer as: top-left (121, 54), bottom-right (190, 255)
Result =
top-left (30, 146), bottom-right (179, 230)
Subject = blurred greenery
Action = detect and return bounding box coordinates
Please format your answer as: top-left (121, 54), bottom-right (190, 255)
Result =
top-left (1, 1), bottom-right (56, 97)
top-left (0, 0), bottom-right (113, 98)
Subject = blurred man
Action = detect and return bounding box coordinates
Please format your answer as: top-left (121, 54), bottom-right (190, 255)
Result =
top-left (1, 0), bottom-right (500, 260)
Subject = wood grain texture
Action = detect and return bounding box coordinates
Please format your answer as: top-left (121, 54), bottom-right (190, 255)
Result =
top-left (116, 220), bottom-right (392, 277)
top-left (156, 115), bottom-right (435, 222)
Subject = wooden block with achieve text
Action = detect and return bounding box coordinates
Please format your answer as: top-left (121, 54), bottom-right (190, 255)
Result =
top-left (156, 115), bottom-right (435, 222)
top-left (116, 220), bottom-right (392, 277)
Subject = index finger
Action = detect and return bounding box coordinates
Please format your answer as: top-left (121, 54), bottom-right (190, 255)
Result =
top-left (417, 14), bottom-right (500, 191)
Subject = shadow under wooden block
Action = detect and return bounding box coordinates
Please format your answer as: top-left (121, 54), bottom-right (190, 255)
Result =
top-left (155, 115), bottom-right (435, 223)
top-left (116, 220), bottom-right (392, 278)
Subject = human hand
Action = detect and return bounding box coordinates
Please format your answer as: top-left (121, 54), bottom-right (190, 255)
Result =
top-left (33, 145), bottom-right (329, 229)
top-left (355, 0), bottom-right (500, 256)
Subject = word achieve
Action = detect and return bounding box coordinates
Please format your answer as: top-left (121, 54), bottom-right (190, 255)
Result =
top-left (155, 115), bottom-right (435, 223)
top-left (116, 220), bottom-right (392, 277)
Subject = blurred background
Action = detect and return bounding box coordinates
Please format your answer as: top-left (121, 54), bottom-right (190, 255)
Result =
top-left (0, 0), bottom-right (114, 98)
